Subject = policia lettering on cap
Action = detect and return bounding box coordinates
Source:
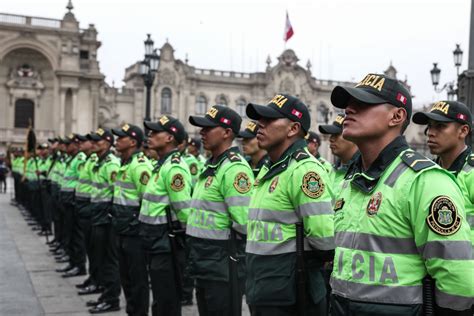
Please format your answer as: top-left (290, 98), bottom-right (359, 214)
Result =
top-left (245, 94), bottom-right (335, 315)
top-left (413, 100), bottom-right (474, 252)
top-left (329, 74), bottom-right (474, 315)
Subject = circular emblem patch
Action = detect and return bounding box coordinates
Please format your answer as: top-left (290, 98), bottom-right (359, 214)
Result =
top-left (110, 171), bottom-right (117, 182)
top-left (171, 174), bottom-right (185, 192)
top-left (269, 177), bottom-right (279, 193)
top-left (140, 171), bottom-right (150, 185)
top-left (426, 196), bottom-right (461, 236)
top-left (301, 171), bottom-right (324, 198)
top-left (205, 176), bottom-right (213, 188)
top-left (189, 163), bottom-right (198, 175)
top-left (367, 192), bottom-right (383, 217)
top-left (233, 172), bottom-right (251, 194)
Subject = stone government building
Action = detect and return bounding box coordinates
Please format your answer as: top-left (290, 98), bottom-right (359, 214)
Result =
top-left (0, 2), bottom-right (427, 159)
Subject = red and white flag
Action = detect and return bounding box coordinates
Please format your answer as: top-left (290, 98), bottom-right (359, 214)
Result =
top-left (284, 11), bottom-right (294, 42)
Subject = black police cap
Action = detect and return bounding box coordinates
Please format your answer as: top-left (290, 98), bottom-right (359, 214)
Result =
top-left (319, 114), bottom-right (345, 135)
top-left (189, 105), bottom-right (242, 135)
top-left (88, 128), bottom-right (115, 144)
top-left (331, 73), bottom-right (412, 119)
top-left (246, 94), bottom-right (311, 132)
top-left (238, 121), bottom-right (259, 139)
top-left (144, 115), bottom-right (186, 143)
top-left (412, 101), bottom-right (472, 129)
top-left (112, 123), bottom-right (144, 144)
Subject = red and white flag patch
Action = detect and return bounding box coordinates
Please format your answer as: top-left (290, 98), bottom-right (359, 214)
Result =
top-left (457, 113), bottom-right (467, 121)
top-left (396, 93), bottom-right (407, 105)
top-left (220, 117), bottom-right (231, 125)
top-left (291, 109), bottom-right (302, 118)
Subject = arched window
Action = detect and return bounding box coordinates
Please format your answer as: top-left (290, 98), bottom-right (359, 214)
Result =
top-left (14, 99), bottom-right (34, 128)
top-left (161, 88), bottom-right (172, 114)
top-left (196, 95), bottom-right (207, 114)
top-left (236, 98), bottom-right (247, 118)
top-left (216, 94), bottom-right (228, 106)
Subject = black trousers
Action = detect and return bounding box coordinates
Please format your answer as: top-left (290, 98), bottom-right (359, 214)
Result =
top-left (249, 298), bottom-right (326, 316)
top-left (69, 206), bottom-right (86, 270)
top-left (63, 202), bottom-right (74, 257)
top-left (195, 278), bottom-right (245, 316)
top-left (116, 234), bottom-right (149, 316)
top-left (92, 224), bottom-right (120, 306)
top-left (147, 251), bottom-right (185, 316)
top-left (181, 245), bottom-right (195, 302)
top-left (78, 216), bottom-right (95, 281)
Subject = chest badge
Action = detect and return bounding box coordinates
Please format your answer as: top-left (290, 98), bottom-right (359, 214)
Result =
top-left (269, 177), bottom-right (279, 193)
top-left (190, 163), bottom-right (198, 175)
top-left (334, 198), bottom-right (345, 211)
top-left (367, 192), bottom-right (383, 216)
top-left (205, 176), bottom-right (214, 188)
top-left (234, 172), bottom-right (251, 194)
top-left (121, 170), bottom-right (127, 180)
top-left (302, 171), bottom-right (325, 198)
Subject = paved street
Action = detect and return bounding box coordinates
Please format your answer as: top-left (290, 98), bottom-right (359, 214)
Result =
top-left (0, 178), bottom-right (249, 316)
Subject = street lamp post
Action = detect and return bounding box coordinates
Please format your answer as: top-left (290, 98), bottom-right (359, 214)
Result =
top-left (430, 44), bottom-right (463, 100)
top-left (139, 34), bottom-right (160, 122)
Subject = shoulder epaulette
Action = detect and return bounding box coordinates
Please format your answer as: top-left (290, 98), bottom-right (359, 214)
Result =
top-left (105, 155), bottom-right (111, 162)
top-left (228, 151), bottom-right (241, 162)
top-left (137, 152), bottom-right (146, 163)
top-left (293, 149), bottom-right (310, 162)
top-left (467, 154), bottom-right (474, 167)
top-left (171, 153), bottom-right (181, 164)
top-left (401, 151), bottom-right (435, 171)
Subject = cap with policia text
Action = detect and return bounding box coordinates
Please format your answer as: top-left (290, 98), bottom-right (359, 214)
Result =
top-left (112, 123), bottom-right (144, 144)
top-left (238, 121), bottom-right (258, 139)
top-left (246, 94), bottom-right (311, 132)
top-left (88, 128), bottom-right (115, 144)
top-left (319, 114), bottom-right (345, 135)
top-left (144, 115), bottom-right (186, 143)
top-left (331, 73), bottom-right (412, 119)
top-left (61, 133), bottom-right (77, 145)
top-left (412, 100), bottom-right (472, 129)
top-left (189, 105), bottom-right (242, 134)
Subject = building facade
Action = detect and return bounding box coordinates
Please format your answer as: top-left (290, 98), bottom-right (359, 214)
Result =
top-left (0, 2), bottom-right (427, 161)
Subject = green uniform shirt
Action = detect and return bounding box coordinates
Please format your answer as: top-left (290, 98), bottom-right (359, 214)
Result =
top-left (441, 147), bottom-right (474, 250)
top-left (112, 151), bottom-right (152, 236)
top-left (246, 139), bottom-right (335, 305)
top-left (186, 147), bottom-right (254, 281)
top-left (331, 137), bottom-right (474, 311)
top-left (331, 151), bottom-right (359, 197)
top-left (316, 154), bottom-right (333, 175)
top-left (61, 152), bottom-right (86, 193)
top-left (90, 151), bottom-right (120, 225)
top-left (139, 150), bottom-right (192, 253)
top-left (183, 153), bottom-right (201, 187)
top-left (75, 153), bottom-right (98, 200)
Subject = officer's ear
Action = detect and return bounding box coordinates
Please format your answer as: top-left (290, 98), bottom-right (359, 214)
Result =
top-left (458, 124), bottom-right (470, 139)
top-left (288, 120), bottom-right (302, 138)
top-left (388, 107), bottom-right (407, 131)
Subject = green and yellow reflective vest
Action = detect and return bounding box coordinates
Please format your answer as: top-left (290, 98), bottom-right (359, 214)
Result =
top-left (246, 139), bottom-right (335, 305)
top-left (139, 150), bottom-right (192, 253)
top-left (75, 153), bottom-right (98, 200)
top-left (444, 148), bottom-right (474, 250)
top-left (112, 151), bottom-right (152, 236)
top-left (183, 153), bottom-right (201, 187)
top-left (331, 137), bottom-right (474, 312)
top-left (90, 151), bottom-right (120, 225)
top-left (186, 147), bottom-right (254, 281)
top-left (61, 152), bottom-right (86, 193)
top-left (317, 154), bottom-right (333, 175)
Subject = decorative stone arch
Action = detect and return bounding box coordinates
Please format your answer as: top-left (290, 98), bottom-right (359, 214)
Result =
top-left (0, 39), bottom-right (59, 71)
top-left (160, 86), bottom-right (173, 114)
top-left (215, 93), bottom-right (229, 106)
top-left (234, 95), bottom-right (247, 118)
top-left (195, 92), bottom-right (209, 115)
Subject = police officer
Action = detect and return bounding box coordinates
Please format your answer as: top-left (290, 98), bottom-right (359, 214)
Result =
top-left (245, 94), bottom-right (335, 315)
top-left (187, 105), bottom-right (254, 315)
top-left (74, 134), bottom-right (100, 294)
top-left (318, 114), bottom-right (359, 195)
top-left (140, 116), bottom-right (192, 316)
top-left (329, 73), bottom-right (474, 315)
top-left (111, 123), bottom-right (152, 316)
top-left (413, 101), bottom-right (474, 250)
top-left (238, 121), bottom-right (269, 177)
top-left (87, 128), bottom-right (121, 314)
top-left (178, 135), bottom-right (201, 187)
top-left (188, 138), bottom-right (207, 170)
top-left (60, 134), bottom-right (88, 278)
top-left (306, 131), bottom-right (332, 174)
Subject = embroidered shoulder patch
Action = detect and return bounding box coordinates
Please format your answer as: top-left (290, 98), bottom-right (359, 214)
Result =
top-left (233, 172), bottom-right (251, 193)
top-left (189, 163), bottom-right (198, 175)
top-left (468, 154), bottom-right (474, 167)
top-left (171, 174), bottom-right (185, 192)
top-left (229, 152), bottom-right (241, 162)
top-left (140, 171), bottom-right (150, 185)
top-left (301, 171), bottom-right (325, 198)
top-left (426, 195), bottom-right (461, 236)
top-left (401, 151), bottom-right (435, 171)
top-left (171, 153), bottom-right (181, 164)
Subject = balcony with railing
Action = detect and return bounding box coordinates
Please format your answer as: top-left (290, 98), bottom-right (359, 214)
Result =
top-left (0, 12), bottom-right (62, 29)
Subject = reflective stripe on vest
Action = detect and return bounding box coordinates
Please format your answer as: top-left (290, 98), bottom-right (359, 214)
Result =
top-left (113, 195), bottom-right (140, 206)
top-left (139, 213), bottom-right (177, 225)
top-left (115, 181), bottom-right (136, 190)
top-left (335, 231), bottom-right (418, 255)
top-left (191, 199), bottom-right (228, 214)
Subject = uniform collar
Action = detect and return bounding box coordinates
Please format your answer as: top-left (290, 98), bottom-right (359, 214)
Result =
top-left (201, 146), bottom-right (240, 177)
top-left (97, 150), bottom-right (112, 163)
top-left (155, 149), bottom-right (179, 170)
top-left (121, 150), bottom-right (141, 166)
top-left (348, 136), bottom-right (409, 193)
top-left (262, 139), bottom-right (307, 181)
top-left (334, 151), bottom-right (360, 172)
top-left (436, 146), bottom-right (471, 176)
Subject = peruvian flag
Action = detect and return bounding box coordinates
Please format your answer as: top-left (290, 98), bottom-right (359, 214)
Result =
top-left (220, 117), bottom-right (231, 125)
top-left (284, 11), bottom-right (294, 42)
top-left (396, 93), bottom-right (407, 105)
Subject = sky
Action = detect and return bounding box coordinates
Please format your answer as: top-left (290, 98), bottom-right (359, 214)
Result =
top-left (1, 0), bottom-right (471, 108)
